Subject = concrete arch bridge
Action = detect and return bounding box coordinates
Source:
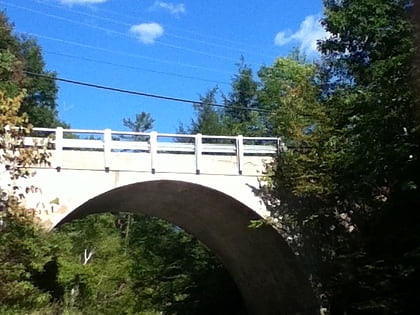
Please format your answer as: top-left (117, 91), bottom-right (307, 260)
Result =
top-left (2, 127), bottom-right (319, 315)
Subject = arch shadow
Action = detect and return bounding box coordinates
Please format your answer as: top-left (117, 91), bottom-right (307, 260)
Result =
top-left (56, 180), bottom-right (318, 315)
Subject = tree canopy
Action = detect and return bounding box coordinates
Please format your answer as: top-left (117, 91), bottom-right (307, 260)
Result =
top-left (267, 1), bottom-right (420, 313)
top-left (0, 11), bottom-right (66, 128)
top-left (1, 1), bottom-right (420, 314)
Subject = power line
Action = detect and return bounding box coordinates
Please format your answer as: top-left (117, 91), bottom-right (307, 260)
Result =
top-left (24, 71), bottom-right (272, 114)
top-left (4, 1), bottom-right (274, 88)
top-left (29, 0), bottom-right (273, 59)
top-left (44, 50), bottom-right (230, 86)
top-left (27, 32), bottom-right (232, 75)
top-left (5, 1), bottom-right (242, 63)
top-left (32, 0), bottom-right (140, 27)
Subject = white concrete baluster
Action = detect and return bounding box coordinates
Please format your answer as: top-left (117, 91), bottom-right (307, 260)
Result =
top-left (195, 133), bottom-right (202, 174)
top-left (150, 131), bottom-right (157, 174)
top-left (104, 129), bottom-right (112, 172)
top-left (236, 135), bottom-right (244, 175)
top-left (278, 137), bottom-right (287, 154)
top-left (55, 127), bottom-right (63, 172)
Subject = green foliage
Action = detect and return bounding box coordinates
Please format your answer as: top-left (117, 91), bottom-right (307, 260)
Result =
top-left (128, 216), bottom-right (244, 315)
top-left (0, 52), bottom-right (60, 313)
top-left (182, 61), bottom-right (267, 137)
top-left (0, 11), bottom-right (65, 127)
top-left (47, 214), bottom-right (244, 315)
top-left (0, 90), bottom-right (50, 179)
top-left (223, 61), bottom-right (265, 136)
top-left (0, 9), bottom-right (244, 315)
top-left (0, 50), bottom-right (23, 97)
top-left (179, 87), bottom-right (227, 136)
top-left (266, 1), bottom-right (420, 313)
top-left (3, 3), bottom-right (419, 314)
top-left (56, 214), bottom-right (135, 314)
top-left (184, 55), bottom-right (320, 138)
top-left (123, 112), bottom-right (155, 132)
top-left (0, 200), bottom-right (59, 312)
top-left (259, 57), bottom-right (324, 138)
top-left (18, 36), bottom-right (61, 127)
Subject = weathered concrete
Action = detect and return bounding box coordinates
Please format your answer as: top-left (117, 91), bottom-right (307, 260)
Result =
top-left (15, 169), bottom-right (271, 229)
top-left (7, 166), bottom-right (319, 314)
top-left (1, 129), bottom-right (319, 314)
top-left (57, 180), bottom-right (319, 315)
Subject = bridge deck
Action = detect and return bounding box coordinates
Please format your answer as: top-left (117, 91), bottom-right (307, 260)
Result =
top-left (25, 128), bottom-right (283, 176)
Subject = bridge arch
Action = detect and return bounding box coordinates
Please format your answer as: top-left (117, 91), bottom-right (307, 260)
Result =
top-left (56, 180), bottom-right (318, 315)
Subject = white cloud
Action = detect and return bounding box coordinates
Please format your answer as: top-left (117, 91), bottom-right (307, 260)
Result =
top-left (274, 15), bottom-right (330, 55)
top-left (130, 23), bottom-right (164, 44)
top-left (153, 1), bottom-right (186, 16)
top-left (274, 30), bottom-right (293, 46)
top-left (58, 0), bottom-right (108, 5)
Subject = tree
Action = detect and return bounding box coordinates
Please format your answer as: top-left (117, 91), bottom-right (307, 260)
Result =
top-left (56, 214), bottom-right (135, 314)
top-left (120, 111), bottom-right (156, 243)
top-left (0, 13), bottom-right (24, 101)
top-left (0, 11), bottom-right (65, 128)
top-left (0, 12), bottom-right (69, 313)
top-left (223, 61), bottom-right (265, 136)
top-left (258, 56), bottom-right (339, 310)
top-left (0, 58), bottom-right (57, 313)
top-left (318, 1), bottom-right (419, 312)
top-left (258, 56), bottom-right (324, 141)
top-left (128, 216), bottom-right (245, 315)
top-left (179, 88), bottom-right (227, 136)
top-left (0, 206), bottom-right (57, 313)
top-left (123, 112), bottom-right (154, 132)
top-left (181, 61), bottom-right (268, 137)
top-left (267, 1), bottom-right (420, 313)
top-left (18, 36), bottom-right (62, 128)
top-left (120, 111), bottom-right (244, 313)
top-left (412, 1), bottom-right (420, 137)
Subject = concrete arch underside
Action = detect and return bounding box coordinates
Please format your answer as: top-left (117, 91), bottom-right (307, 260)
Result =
top-left (57, 180), bottom-right (318, 315)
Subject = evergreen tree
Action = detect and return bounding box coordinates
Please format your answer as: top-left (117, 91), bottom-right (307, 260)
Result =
top-left (268, 1), bottom-right (420, 313)
top-left (179, 87), bottom-right (227, 136)
top-left (123, 112), bottom-right (154, 132)
top-left (223, 61), bottom-right (264, 136)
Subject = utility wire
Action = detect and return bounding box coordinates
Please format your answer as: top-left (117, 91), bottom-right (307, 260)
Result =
top-left (44, 50), bottom-right (230, 86)
top-left (29, 0), bottom-right (272, 58)
top-left (5, 2), bottom-right (241, 63)
top-left (27, 32), bottom-right (232, 75)
top-left (24, 71), bottom-right (272, 113)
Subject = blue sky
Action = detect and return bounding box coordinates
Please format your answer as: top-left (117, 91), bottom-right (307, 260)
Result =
top-left (2, 0), bottom-right (327, 133)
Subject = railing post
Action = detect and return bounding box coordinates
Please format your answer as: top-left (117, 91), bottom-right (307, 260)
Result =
top-left (277, 137), bottom-right (287, 154)
top-left (150, 131), bottom-right (157, 174)
top-left (195, 133), bottom-right (202, 174)
top-left (3, 125), bottom-right (11, 170)
top-left (55, 127), bottom-right (63, 172)
top-left (236, 135), bottom-right (244, 175)
top-left (104, 129), bottom-right (112, 172)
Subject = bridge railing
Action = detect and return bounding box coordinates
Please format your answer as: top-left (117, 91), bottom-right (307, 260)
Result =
top-left (25, 127), bottom-right (284, 175)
